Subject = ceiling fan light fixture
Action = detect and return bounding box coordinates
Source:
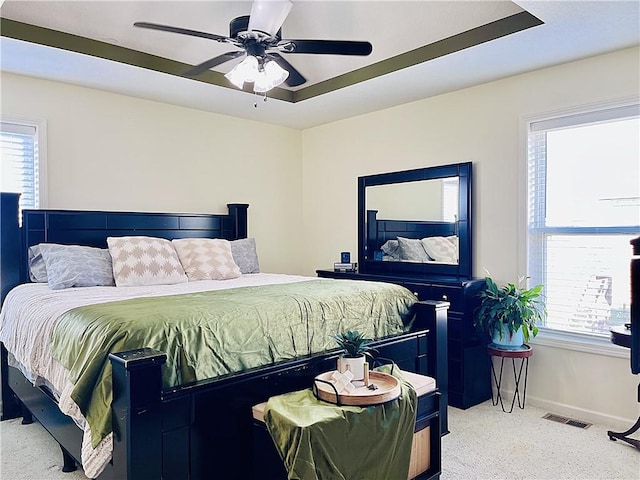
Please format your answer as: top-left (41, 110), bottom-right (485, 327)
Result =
top-left (253, 71), bottom-right (271, 93)
top-left (265, 60), bottom-right (289, 88)
top-left (226, 55), bottom-right (287, 93)
top-left (253, 60), bottom-right (289, 93)
top-left (225, 55), bottom-right (259, 89)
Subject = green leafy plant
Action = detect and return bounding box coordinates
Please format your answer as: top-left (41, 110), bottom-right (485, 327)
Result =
top-left (474, 277), bottom-right (545, 343)
top-left (332, 330), bottom-right (376, 358)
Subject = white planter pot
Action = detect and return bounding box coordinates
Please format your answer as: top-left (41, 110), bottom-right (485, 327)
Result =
top-left (337, 355), bottom-right (366, 381)
top-left (491, 324), bottom-right (524, 350)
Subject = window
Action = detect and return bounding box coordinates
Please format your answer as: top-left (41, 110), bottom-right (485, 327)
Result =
top-left (0, 116), bottom-right (46, 211)
top-left (526, 101), bottom-right (640, 338)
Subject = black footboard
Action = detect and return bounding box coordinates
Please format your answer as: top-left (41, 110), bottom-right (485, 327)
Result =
top-left (1, 315), bottom-right (444, 480)
top-left (105, 329), bottom-right (432, 480)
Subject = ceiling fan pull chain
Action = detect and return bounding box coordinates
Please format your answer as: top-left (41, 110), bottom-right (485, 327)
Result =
top-left (253, 91), bottom-right (269, 108)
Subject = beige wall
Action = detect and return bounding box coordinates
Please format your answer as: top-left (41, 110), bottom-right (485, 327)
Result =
top-left (2, 47), bottom-right (639, 428)
top-left (302, 46), bottom-right (640, 427)
top-left (0, 73), bottom-right (303, 274)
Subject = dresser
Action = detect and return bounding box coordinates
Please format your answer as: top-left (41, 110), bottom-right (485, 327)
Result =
top-left (317, 269), bottom-right (491, 409)
top-left (333, 161), bottom-right (491, 411)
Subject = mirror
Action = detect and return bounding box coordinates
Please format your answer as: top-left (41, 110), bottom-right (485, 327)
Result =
top-left (358, 162), bottom-right (472, 279)
top-left (366, 178), bottom-right (459, 223)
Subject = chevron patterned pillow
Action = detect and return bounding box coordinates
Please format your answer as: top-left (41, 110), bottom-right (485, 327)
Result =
top-left (107, 236), bottom-right (188, 287)
top-left (421, 236), bottom-right (458, 264)
top-left (173, 238), bottom-right (242, 281)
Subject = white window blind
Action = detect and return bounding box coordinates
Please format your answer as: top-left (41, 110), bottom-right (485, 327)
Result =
top-left (527, 103), bottom-right (640, 337)
top-left (442, 177), bottom-right (459, 222)
top-left (1, 120), bottom-right (42, 211)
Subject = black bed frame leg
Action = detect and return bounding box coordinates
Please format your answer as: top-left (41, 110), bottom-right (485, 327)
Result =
top-left (60, 446), bottom-right (77, 473)
top-left (20, 403), bottom-right (33, 425)
top-left (1, 343), bottom-right (21, 421)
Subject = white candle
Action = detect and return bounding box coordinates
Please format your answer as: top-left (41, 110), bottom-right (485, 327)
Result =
top-left (364, 361), bottom-right (370, 386)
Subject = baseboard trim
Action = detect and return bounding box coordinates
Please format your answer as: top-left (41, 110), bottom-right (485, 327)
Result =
top-left (498, 390), bottom-right (635, 431)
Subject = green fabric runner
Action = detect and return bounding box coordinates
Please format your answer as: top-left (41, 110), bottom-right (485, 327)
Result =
top-left (50, 279), bottom-right (417, 447)
top-left (263, 365), bottom-right (417, 480)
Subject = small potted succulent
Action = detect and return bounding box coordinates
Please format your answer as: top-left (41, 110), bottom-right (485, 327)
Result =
top-left (474, 276), bottom-right (545, 349)
top-left (332, 330), bottom-right (376, 380)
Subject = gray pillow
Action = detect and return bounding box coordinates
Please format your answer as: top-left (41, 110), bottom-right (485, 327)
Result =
top-left (397, 237), bottom-right (431, 262)
top-left (38, 243), bottom-right (115, 290)
top-left (380, 240), bottom-right (401, 260)
top-left (28, 245), bottom-right (48, 283)
top-left (230, 238), bottom-right (260, 274)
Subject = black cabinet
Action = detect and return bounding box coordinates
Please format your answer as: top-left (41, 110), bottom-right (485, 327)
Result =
top-left (317, 269), bottom-right (491, 409)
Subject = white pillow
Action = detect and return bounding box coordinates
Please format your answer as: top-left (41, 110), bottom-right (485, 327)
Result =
top-left (107, 236), bottom-right (188, 287)
top-left (446, 236), bottom-right (459, 262)
top-left (421, 236), bottom-right (458, 264)
top-left (172, 238), bottom-right (242, 281)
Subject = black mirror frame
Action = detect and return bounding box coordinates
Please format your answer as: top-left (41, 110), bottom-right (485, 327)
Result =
top-left (358, 162), bottom-right (472, 280)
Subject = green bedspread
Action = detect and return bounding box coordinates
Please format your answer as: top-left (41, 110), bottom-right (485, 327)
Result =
top-left (50, 279), bottom-right (417, 447)
top-left (263, 365), bottom-right (417, 480)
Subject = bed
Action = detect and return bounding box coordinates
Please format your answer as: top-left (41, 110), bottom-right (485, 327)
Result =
top-left (0, 192), bottom-right (445, 480)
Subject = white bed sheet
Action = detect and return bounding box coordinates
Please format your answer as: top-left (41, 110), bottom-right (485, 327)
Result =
top-left (0, 273), bottom-right (317, 478)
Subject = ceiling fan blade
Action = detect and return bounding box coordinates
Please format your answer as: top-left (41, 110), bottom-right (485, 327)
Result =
top-left (268, 53), bottom-right (306, 87)
top-left (134, 22), bottom-right (229, 43)
top-left (248, 0), bottom-right (293, 36)
top-left (280, 40), bottom-right (372, 56)
top-left (185, 51), bottom-right (245, 77)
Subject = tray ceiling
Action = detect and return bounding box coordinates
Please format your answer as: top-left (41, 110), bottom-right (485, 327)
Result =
top-left (1, 1), bottom-right (639, 129)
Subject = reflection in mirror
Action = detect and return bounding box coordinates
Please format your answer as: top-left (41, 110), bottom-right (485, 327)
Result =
top-left (366, 177), bottom-right (459, 222)
top-left (358, 162), bottom-right (472, 279)
top-left (367, 209), bottom-right (459, 265)
top-left (366, 177), bottom-right (460, 265)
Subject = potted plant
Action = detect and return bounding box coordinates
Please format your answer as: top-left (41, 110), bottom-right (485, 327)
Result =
top-left (474, 277), bottom-right (545, 349)
top-left (332, 330), bottom-right (376, 380)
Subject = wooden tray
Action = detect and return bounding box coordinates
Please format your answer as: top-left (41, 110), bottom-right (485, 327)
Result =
top-left (313, 371), bottom-right (401, 406)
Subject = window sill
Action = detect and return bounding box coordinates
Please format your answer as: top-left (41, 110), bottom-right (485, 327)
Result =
top-left (530, 327), bottom-right (630, 359)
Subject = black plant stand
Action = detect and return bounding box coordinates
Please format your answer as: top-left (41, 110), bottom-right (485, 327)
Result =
top-left (487, 344), bottom-right (532, 413)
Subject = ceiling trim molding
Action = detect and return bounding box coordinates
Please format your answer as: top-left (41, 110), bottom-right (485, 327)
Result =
top-left (293, 11), bottom-right (543, 102)
top-left (1, 11), bottom-right (542, 104)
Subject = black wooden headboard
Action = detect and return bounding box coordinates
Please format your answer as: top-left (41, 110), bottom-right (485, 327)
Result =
top-left (0, 192), bottom-right (248, 302)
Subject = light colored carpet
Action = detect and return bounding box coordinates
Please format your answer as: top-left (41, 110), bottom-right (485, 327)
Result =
top-left (0, 418), bottom-right (88, 480)
top-left (0, 400), bottom-right (638, 479)
top-left (442, 400), bottom-right (640, 480)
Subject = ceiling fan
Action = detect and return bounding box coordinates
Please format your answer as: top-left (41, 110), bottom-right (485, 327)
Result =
top-left (134, 0), bottom-right (373, 92)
